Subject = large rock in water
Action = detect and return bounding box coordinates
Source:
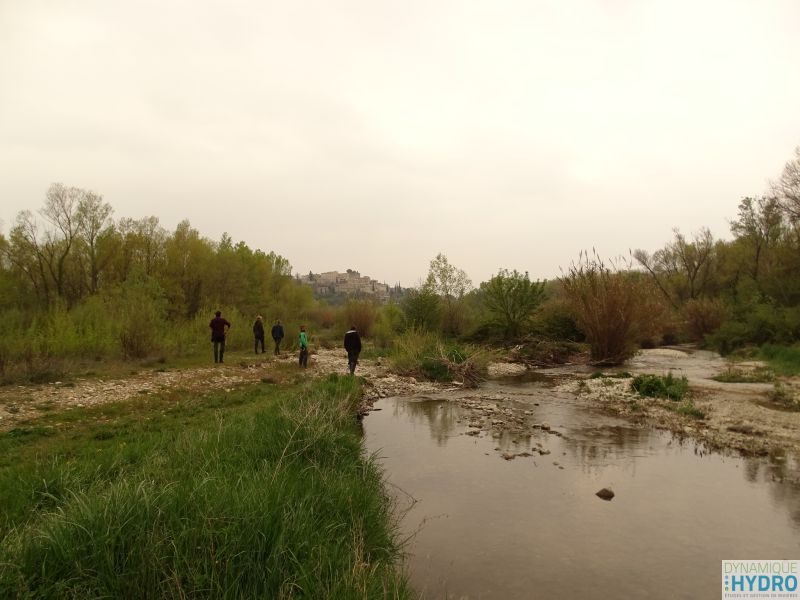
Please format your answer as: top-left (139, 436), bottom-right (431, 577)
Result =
top-left (596, 488), bottom-right (615, 501)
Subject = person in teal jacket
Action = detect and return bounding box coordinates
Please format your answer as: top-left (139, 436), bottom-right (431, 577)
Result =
top-left (298, 325), bottom-right (309, 368)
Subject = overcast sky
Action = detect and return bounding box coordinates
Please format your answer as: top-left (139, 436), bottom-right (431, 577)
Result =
top-left (1, 0), bottom-right (799, 287)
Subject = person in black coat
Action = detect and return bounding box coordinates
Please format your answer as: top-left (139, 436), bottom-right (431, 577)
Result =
top-left (253, 315), bottom-right (265, 353)
top-left (209, 310), bottom-right (231, 363)
top-left (343, 326), bottom-right (362, 375)
top-left (271, 319), bottom-right (284, 355)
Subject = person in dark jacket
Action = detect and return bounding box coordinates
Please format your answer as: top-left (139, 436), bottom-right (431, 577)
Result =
top-left (343, 326), bottom-right (362, 375)
top-left (209, 310), bottom-right (231, 363)
top-left (253, 315), bottom-right (265, 353)
top-left (271, 319), bottom-right (284, 355)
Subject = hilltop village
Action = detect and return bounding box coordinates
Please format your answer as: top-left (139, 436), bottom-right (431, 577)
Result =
top-left (297, 269), bottom-right (401, 302)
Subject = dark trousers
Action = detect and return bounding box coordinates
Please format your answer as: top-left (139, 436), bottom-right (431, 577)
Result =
top-left (255, 336), bottom-right (265, 353)
top-left (347, 351), bottom-right (359, 375)
top-left (213, 339), bottom-right (226, 363)
top-left (299, 348), bottom-right (308, 367)
top-left (273, 339), bottom-right (282, 355)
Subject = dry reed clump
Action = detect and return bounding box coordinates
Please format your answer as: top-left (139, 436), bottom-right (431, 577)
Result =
top-left (344, 300), bottom-right (378, 338)
top-left (682, 297), bottom-right (731, 341)
top-left (561, 252), bottom-right (664, 366)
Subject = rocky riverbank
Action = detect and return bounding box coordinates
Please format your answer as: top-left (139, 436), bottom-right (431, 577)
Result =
top-left (1, 346), bottom-right (798, 458)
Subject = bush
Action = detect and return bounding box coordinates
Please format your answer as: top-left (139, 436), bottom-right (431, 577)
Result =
top-left (373, 302), bottom-right (406, 350)
top-left (682, 298), bottom-right (730, 341)
top-left (531, 298), bottom-right (585, 342)
top-left (707, 305), bottom-right (800, 355)
top-left (401, 288), bottom-right (441, 331)
top-left (561, 253), bottom-right (665, 365)
top-left (631, 373), bottom-right (689, 400)
top-left (390, 330), bottom-right (487, 386)
top-left (343, 299), bottom-right (377, 338)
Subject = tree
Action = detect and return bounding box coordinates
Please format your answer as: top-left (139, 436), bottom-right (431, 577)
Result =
top-left (402, 286), bottom-right (442, 331)
top-left (729, 196), bottom-right (783, 284)
top-left (773, 145), bottom-right (800, 221)
top-left (480, 269), bottom-right (546, 339)
top-left (633, 227), bottom-right (716, 308)
top-left (39, 183), bottom-right (83, 301)
top-left (76, 191), bottom-right (114, 294)
top-left (425, 253), bottom-right (472, 335)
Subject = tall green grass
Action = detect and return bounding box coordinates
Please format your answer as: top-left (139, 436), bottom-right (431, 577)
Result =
top-left (0, 376), bottom-right (411, 598)
top-left (760, 344), bottom-right (800, 376)
top-left (390, 330), bottom-right (488, 385)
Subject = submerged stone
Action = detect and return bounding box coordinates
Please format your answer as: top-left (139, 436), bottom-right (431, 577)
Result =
top-left (596, 488), bottom-right (615, 501)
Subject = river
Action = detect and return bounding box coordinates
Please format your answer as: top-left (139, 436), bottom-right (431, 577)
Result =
top-left (363, 381), bottom-right (800, 599)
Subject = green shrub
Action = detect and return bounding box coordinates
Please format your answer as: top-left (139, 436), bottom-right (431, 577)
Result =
top-left (631, 373), bottom-right (689, 400)
top-left (531, 298), bottom-right (585, 342)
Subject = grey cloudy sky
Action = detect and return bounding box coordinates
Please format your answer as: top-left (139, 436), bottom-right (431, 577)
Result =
top-left (1, 0), bottom-right (799, 287)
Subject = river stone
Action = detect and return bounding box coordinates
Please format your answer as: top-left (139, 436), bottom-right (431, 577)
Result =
top-left (596, 488), bottom-right (615, 501)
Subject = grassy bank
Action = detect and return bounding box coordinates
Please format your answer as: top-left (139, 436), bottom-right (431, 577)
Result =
top-left (0, 375), bottom-right (410, 598)
top-left (760, 344), bottom-right (800, 377)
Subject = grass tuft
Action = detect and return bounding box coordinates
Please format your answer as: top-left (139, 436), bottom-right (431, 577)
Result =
top-left (631, 373), bottom-right (689, 401)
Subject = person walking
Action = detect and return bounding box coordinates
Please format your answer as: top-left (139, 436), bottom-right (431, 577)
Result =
top-left (253, 315), bottom-right (265, 354)
top-left (298, 325), bottom-right (309, 368)
top-left (271, 319), bottom-right (284, 355)
top-left (343, 325), bottom-right (362, 375)
top-left (209, 310), bottom-right (231, 363)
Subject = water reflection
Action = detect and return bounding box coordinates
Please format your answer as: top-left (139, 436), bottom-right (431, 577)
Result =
top-left (366, 387), bottom-right (800, 600)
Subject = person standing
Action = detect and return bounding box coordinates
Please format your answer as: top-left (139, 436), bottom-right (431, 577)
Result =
top-left (271, 319), bottom-right (285, 355)
top-left (298, 325), bottom-right (309, 368)
top-left (343, 325), bottom-right (362, 375)
top-left (253, 315), bottom-right (265, 354)
top-left (209, 310), bottom-right (231, 363)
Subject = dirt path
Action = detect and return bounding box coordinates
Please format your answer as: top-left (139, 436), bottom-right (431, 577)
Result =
top-left (1, 346), bottom-right (798, 457)
top-left (0, 349), bottom-right (449, 431)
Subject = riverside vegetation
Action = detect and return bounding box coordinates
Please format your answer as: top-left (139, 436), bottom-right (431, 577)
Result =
top-left (0, 374), bottom-right (411, 598)
top-left (1, 146), bottom-right (800, 593)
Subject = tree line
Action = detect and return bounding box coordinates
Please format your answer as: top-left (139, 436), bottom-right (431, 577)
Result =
top-left (1, 145), bottom-right (798, 377)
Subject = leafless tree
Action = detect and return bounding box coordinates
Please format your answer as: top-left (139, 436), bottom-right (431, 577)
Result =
top-left (772, 146), bottom-right (800, 221)
top-left (633, 227), bottom-right (716, 307)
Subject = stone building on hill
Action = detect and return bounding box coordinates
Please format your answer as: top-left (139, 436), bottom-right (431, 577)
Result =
top-left (298, 269), bottom-right (392, 302)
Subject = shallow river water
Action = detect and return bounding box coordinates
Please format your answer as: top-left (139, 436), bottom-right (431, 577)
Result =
top-left (363, 382), bottom-right (800, 599)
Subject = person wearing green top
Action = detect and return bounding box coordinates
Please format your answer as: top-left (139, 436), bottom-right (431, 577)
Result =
top-left (298, 325), bottom-right (309, 368)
